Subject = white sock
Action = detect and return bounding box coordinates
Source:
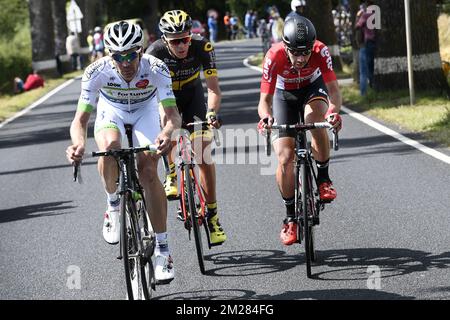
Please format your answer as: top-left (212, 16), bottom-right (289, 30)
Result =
top-left (107, 192), bottom-right (119, 209)
top-left (155, 232), bottom-right (169, 256)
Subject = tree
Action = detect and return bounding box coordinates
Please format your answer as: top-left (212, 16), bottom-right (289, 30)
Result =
top-left (305, 0), bottom-right (343, 72)
top-left (374, 0), bottom-right (449, 93)
top-left (28, 0), bottom-right (55, 67)
top-left (51, 0), bottom-right (67, 56)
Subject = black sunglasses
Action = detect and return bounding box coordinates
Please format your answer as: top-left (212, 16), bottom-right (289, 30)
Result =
top-left (111, 49), bottom-right (141, 63)
top-left (288, 48), bottom-right (312, 57)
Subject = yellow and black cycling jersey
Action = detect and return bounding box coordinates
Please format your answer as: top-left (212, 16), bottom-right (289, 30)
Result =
top-left (146, 34), bottom-right (217, 91)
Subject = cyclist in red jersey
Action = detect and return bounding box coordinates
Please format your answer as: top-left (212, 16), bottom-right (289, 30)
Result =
top-left (257, 16), bottom-right (342, 246)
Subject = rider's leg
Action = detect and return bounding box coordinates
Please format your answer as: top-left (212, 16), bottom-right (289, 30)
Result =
top-left (304, 99), bottom-right (336, 201)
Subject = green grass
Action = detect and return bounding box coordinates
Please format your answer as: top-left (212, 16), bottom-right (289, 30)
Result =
top-left (0, 70), bottom-right (82, 122)
top-left (341, 85), bottom-right (450, 147)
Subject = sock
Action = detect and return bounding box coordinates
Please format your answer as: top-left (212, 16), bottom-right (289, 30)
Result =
top-left (168, 162), bottom-right (176, 176)
top-left (107, 192), bottom-right (119, 209)
top-left (316, 159), bottom-right (330, 183)
top-left (206, 202), bottom-right (218, 218)
top-left (282, 196), bottom-right (295, 219)
top-left (155, 232), bottom-right (169, 256)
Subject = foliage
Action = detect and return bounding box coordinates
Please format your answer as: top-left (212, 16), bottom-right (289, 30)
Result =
top-left (0, 0), bottom-right (29, 41)
top-left (0, 20), bottom-right (32, 94)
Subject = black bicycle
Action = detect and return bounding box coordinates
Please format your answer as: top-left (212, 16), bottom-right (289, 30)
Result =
top-left (90, 124), bottom-right (157, 300)
top-left (266, 121), bottom-right (338, 278)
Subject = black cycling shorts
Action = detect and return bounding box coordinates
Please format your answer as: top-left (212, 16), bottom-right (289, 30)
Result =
top-left (174, 80), bottom-right (207, 133)
top-left (272, 78), bottom-right (329, 138)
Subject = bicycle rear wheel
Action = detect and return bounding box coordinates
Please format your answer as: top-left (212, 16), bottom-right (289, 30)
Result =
top-left (301, 164), bottom-right (315, 278)
top-left (185, 165), bottom-right (206, 274)
top-left (121, 192), bottom-right (146, 300)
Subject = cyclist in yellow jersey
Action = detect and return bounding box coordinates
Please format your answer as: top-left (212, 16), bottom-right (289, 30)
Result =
top-left (147, 10), bottom-right (226, 245)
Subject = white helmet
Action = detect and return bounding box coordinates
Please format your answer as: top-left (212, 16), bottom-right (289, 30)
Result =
top-left (104, 21), bottom-right (144, 53)
top-left (291, 0), bottom-right (306, 11)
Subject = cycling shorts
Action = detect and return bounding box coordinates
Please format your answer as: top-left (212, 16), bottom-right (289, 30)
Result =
top-left (94, 98), bottom-right (160, 147)
top-left (272, 77), bottom-right (329, 139)
top-left (175, 81), bottom-right (207, 133)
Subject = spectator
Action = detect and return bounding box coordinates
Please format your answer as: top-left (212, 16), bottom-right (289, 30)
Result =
top-left (224, 11), bottom-right (231, 40)
top-left (230, 15), bottom-right (239, 40)
top-left (286, 0), bottom-right (306, 21)
top-left (93, 26), bottom-right (105, 59)
top-left (356, 0), bottom-right (377, 95)
top-left (13, 70), bottom-right (45, 94)
top-left (207, 14), bottom-right (218, 43)
top-left (244, 10), bottom-right (253, 38)
top-left (66, 31), bottom-right (81, 71)
top-left (258, 18), bottom-right (271, 55)
top-left (271, 12), bottom-right (284, 44)
top-left (87, 29), bottom-right (95, 63)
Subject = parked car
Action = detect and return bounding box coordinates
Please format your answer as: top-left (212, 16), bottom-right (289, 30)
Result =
top-left (192, 20), bottom-right (206, 37)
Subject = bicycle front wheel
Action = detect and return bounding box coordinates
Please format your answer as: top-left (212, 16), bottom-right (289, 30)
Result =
top-left (185, 165), bottom-right (206, 274)
top-left (301, 164), bottom-right (315, 278)
top-left (121, 192), bottom-right (146, 300)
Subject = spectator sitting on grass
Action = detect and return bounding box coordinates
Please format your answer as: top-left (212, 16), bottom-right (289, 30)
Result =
top-left (13, 70), bottom-right (45, 94)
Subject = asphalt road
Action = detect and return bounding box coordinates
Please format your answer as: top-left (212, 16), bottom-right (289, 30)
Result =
top-left (1, 38), bottom-right (450, 301)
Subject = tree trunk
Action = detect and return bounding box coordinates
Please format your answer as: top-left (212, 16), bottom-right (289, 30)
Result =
top-left (375, 0), bottom-right (449, 94)
top-left (51, 0), bottom-right (67, 56)
top-left (305, 0), bottom-right (343, 72)
top-left (349, 0), bottom-right (360, 83)
top-left (146, 0), bottom-right (159, 35)
top-left (28, 0), bottom-right (55, 70)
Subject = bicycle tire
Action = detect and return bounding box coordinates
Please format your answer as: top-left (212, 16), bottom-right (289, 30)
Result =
top-left (185, 165), bottom-right (206, 274)
top-left (137, 198), bottom-right (155, 299)
top-left (301, 164), bottom-right (315, 278)
top-left (121, 192), bottom-right (145, 300)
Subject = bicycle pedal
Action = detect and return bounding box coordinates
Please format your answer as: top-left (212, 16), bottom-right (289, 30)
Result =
top-left (209, 241), bottom-right (224, 247)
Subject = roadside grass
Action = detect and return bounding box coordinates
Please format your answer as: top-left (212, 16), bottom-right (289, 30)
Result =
top-left (341, 85), bottom-right (450, 147)
top-left (0, 70), bottom-right (82, 123)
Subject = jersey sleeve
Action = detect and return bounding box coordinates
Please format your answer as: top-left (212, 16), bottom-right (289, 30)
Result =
top-left (260, 48), bottom-right (278, 95)
top-left (77, 59), bottom-right (106, 112)
top-left (199, 40), bottom-right (218, 79)
top-left (149, 57), bottom-right (177, 108)
top-left (317, 44), bottom-right (337, 83)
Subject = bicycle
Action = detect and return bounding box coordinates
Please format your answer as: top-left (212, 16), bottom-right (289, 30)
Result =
top-left (170, 120), bottom-right (221, 275)
top-left (266, 120), bottom-right (338, 278)
top-left (88, 124), bottom-right (157, 300)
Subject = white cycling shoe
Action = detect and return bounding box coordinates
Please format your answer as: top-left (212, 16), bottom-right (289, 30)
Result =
top-left (103, 208), bottom-right (120, 245)
top-left (154, 254), bottom-right (175, 284)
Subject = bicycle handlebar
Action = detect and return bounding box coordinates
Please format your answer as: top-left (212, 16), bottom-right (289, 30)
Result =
top-left (186, 120), bottom-right (222, 147)
top-left (265, 122), bottom-right (339, 156)
top-left (91, 144), bottom-right (158, 158)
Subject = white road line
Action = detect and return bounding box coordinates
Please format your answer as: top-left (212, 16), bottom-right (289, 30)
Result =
top-left (341, 105), bottom-right (450, 164)
top-left (243, 56), bottom-right (450, 165)
top-left (0, 77), bottom-right (80, 129)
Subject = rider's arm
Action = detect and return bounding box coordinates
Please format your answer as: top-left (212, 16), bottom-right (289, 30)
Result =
top-left (258, 92), bottom-right (273, 119)
top-left (205, 76), bottom-right (221, 113)
top-left (67, 109), bottom-right (90, 163)
top-left (325, 80), bottom-right (342, 115)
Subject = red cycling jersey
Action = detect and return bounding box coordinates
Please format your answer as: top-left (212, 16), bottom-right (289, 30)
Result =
top-left (261, 40), bottom-right (336, 95)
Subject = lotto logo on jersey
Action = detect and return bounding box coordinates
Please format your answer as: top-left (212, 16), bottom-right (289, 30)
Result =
top-left (320, 46), bottom-right (333, 71)
top-left (263, 58), bottom-right (272, 81)
top-left (136, 79), bottom-right (149, 89)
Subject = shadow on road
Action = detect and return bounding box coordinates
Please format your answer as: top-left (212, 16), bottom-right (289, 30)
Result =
top-left (0, 201), bottom-right (75, 223)
top-left (154, 288), bottom-right (413, 300)
top-left (0, 160), bottom-right (97, 176)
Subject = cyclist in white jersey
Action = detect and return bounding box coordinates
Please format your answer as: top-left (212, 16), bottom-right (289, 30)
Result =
top-left (66, 21), bottom-right (181, 284)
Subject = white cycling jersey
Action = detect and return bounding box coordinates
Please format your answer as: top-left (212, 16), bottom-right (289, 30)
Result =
top-left (78, 53), bottom-right (176, 113)
top-left (77, 54), bottom-right (176, 147)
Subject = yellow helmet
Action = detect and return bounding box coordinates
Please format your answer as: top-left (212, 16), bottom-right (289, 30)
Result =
top-left (159, 10), bottom-right (193, 34)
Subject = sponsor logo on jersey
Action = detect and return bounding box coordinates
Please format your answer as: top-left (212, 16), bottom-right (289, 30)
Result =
top-left (263, 58), bottom-right (272, 81)
top-left (320, 46), bottom-right (333, 70)
top-left (136, 79), bottom-right (149, 89)
top-left (107, 82), bottom-right (121, 87)
top-left (204, 42), bottom-right (213, 52)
